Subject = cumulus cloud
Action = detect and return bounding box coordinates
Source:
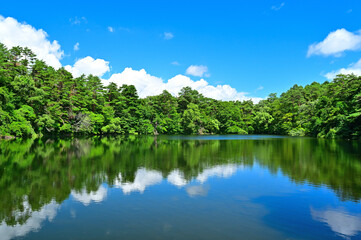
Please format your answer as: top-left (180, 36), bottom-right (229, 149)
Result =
top-left (186, 65), bottom-right (209, 77)
top-left (0, 16), bottom-right (109, 77)
top-left (104, 68), bottom-right (263, 102)
top-left (271, 2), bottom-right (285, 11)
top-left (0, 201), bottom-right (58, 240)
top-left (107, 68), bottom-right (164, 96)
top-left (171, 61), bottom-right (180, 66)
top-left (1, 15), bottom-right (261, 103)
top-left (65, 56), bottom-right (110, 78)
top-left (0, 15), bottom-right (64, 69)
top-left (113, 168), bottom-right (163, 194)
top-left (311, 207), bottom-right (361, 238)
top-left (74, 42), bottom-right (79, 51)
top-left (307, 29), bottom-right (361, 57)
top-left (324, 58), bottom-right (361, 80)
top-left (164, 32), bottom-right (174, 40)
top-left (71, 185), bottom-right (108, 206)
top-left (108, 26), bottom-right (114, 33)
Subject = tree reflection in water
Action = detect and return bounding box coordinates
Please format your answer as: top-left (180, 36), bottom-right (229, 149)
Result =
top-left (0, 135), bottom-right (360, 233)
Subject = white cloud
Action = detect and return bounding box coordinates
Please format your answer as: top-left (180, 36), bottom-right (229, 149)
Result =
top-left (186, 65), bottom-right (209, 77)
top-left (107, 68), bottom-right (164, 97)
top-left (0, 15), bottom-right (64, 69)
top-left (255, 86), bottom-right (264, 92)
top-left (0, 16), bottom-right (109, 77)
top-left (113, 168), bottom-right (163, 194)
top-left (271, 2), bottom-right (285, 11)
top-left (71, 185), bottom-right (108, 206)
top-left (104, 68), bottom-right (263, 102)
top-left (69, 16), bottom-right (87, 25)
top-left (0, 15), bottom-right (262, 103)
top-left (167, 75), bottom-right (262, 102)
top-left (0, 201), bottom-right (58, 240)
top-left (74, 42), bottom-right (79, 51)
top-left (171, 61), bottom-right (180, 66)
top-left (307, 29), bottom-right (361, 57)
top-left (324, 58), bottom-right (361, 80)
top-left (311, 207), bottom-right (361, 238)
top-left (65, 56), bottom-right (110, 78)
top-left (108, 26), bottom-right (114, 33)
top-left (164, 32), bottom-right (174, 40)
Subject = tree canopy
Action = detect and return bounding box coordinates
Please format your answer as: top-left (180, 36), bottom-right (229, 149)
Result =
top-left (0, 43), bottom-right (360, 139)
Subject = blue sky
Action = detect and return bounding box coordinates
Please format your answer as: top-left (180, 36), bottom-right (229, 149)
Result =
top-left (1, 0), bottom-right (361, 101)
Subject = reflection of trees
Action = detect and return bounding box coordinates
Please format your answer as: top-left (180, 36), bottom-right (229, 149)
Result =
top-left (0, 136), bottom-right (360, 226)
top-left (253, 138), bottom-right (361, 201)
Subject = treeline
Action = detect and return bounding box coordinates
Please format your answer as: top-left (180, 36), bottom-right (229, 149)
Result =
top-left (0, 44), bottom-right (360, 139)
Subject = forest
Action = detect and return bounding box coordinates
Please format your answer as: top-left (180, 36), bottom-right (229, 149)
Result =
top-left (0, 43), bottom-right (360, 139)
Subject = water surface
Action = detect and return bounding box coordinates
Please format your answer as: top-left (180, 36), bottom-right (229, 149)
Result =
top-left (1, 135), bottom-right (361, 239)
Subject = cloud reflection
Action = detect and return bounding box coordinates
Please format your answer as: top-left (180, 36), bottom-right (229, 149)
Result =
top-left (196, 164), bottom-right (238, 183)
top-left (167, 170), bottom-right (188, 187)
top-left (0, 164), bottom-right (241, 240)
top-left (167, 164), bottom-right (239, 188)
top-left (186, 185), bottom-right (209, 197)
top-left (0, 201), bottom-right (58, 240)
top-left (114, 168), bottom-right (163, 194)
top-left (71, 185), bottom-right (108, 206)
top-left (112, 165), bottom-right (239, 195)
top-left (311, 207), bottom-right (361, 238)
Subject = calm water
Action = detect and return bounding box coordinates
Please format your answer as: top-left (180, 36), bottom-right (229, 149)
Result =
top-left (1, 135), bottom-right (361, 240)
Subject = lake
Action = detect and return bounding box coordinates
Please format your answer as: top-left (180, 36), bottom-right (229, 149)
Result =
top-left (0, 135), bottom-right (361, 239)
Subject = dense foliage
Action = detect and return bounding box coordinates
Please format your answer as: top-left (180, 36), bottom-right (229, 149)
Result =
top-left (0, 44), bottom-right (360, 139)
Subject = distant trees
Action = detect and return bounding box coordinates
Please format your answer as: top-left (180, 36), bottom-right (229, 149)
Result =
top-left (0, 43), bottom-right (360, 139)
